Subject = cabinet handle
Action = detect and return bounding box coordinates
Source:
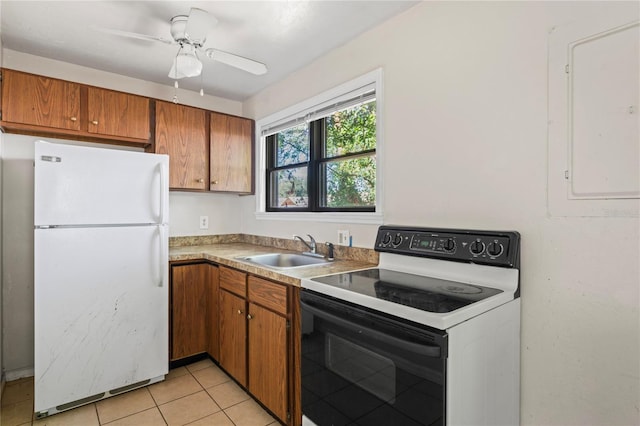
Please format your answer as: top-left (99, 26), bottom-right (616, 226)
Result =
top-left (237, 309), bottom-right (243, 315)
top-left (211, 180), bottom-right (218, 185)
top-left (91, 120), bottom-right (99, 125)
top-left (197, 178), bottom-right (204, 183)
top-left (247, 314), bottom-right (253, 320)
top-left (70, 116), bottom-right (78, 122)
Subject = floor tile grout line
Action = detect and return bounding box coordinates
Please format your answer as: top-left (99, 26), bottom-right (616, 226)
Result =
top-left (181, 404), bottom-right (225, 426)
top-left (150, 369), bottom-right (205, 407)
top-left (100, 407), bottom-right (167, 426)
top-left (96, 388), bottom-right (157, 425)
top-left (92, 402), bottom-right (102, 426)
top-left (155, 405), bottom-right (170, 426)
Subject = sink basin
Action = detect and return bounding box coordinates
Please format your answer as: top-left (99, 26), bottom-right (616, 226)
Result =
top-left (237, 253), bottom-right (331, 269)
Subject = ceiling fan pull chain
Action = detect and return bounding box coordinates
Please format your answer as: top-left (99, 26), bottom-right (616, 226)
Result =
top-left (200, 68), bottom-right (204, 97)
top-left (173, 81), bottom-right (179, 104)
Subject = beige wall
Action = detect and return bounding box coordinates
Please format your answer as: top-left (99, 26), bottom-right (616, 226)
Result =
top-left (241, 2), bottom-right (639, 425)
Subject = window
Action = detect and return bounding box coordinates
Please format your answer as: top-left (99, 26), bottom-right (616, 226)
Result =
top-left (266, 98), bottom-right (376, 212)
top-left (256, 69), bottom-right (383, 223)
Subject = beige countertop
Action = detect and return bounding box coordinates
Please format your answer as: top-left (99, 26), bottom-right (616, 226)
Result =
top-left (169, 242), bottom-right (377, 286)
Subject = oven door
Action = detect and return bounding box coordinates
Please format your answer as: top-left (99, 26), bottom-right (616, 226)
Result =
top-left (301, 289), bottom-right (447, 426)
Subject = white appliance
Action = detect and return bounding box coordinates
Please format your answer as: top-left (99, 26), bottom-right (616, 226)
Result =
top-left (34, 140), bottom-right (169, 418)
top-left (301, 225), bottom-right (521, 426)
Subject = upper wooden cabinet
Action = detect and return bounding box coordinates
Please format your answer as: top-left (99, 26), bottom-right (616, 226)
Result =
top-left (87, 87), bottom-right (149, 140)
top-left (210, 112), bottom-right (253, 193)
top-left (1, 69), bottom-right (255, 191)
top-left (1, 69), bottom-right (81, 131)
top-left (0, 69), bottom-right (150, 145)
top-left (155, 101), bottom-right (208, 190)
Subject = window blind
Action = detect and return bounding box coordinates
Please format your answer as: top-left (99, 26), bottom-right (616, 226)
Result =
top-left (261, 83), bottom-right (376, 137)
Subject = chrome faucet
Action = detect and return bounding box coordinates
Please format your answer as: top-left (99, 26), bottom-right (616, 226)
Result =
top-left (293, 234), bottom-right (318, 255)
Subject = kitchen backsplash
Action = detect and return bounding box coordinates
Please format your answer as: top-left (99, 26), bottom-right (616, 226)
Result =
top-left (169, 233), bottom-right (379, 264)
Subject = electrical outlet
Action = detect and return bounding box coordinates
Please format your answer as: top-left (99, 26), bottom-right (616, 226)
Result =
top-left (199, 215), bottom-right (209, 230)
top-left (337, 230), bottom-right (350, 246)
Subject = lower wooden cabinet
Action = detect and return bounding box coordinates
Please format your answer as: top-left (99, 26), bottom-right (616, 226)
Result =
top-left (248, 302), bottom-right (288, 421)
top-left (219, 288), bottom-right (248, 386)
top-left (207, 265), bottom-right (220, 360)
top-left (171, 263), bottom-right (293, 424)
top-left (218, 267), bottom-right (291, 423)
top-left (170, 263), bottom-right (208, 360)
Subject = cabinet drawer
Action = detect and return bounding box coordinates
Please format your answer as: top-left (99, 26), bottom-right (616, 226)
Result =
top-left (248, 276), bottom-right (287, 315)
top-left (220, 266), bottom-right (246, 297)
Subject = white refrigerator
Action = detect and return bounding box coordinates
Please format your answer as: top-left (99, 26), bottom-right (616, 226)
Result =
top-left (34, 140), bottom-right (169, 417)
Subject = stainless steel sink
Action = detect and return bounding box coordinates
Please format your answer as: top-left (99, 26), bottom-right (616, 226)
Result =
top-left (237, 253), bottom-right (331, 269)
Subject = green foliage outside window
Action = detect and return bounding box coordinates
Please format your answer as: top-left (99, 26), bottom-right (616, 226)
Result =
top-left (324, 101), bottom-right (376, 208)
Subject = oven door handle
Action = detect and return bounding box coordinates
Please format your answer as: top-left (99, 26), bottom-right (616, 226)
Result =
top-left (301, 300), bottom-right (442, 358)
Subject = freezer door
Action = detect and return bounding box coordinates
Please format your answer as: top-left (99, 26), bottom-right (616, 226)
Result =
top-left (34, 225), bottom-right (168, 413)
top-left (34, 140), bottom-right (169, 226)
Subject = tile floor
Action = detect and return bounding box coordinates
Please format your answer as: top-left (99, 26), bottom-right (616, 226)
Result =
top-left (0, 358), bottom-right (279, 426)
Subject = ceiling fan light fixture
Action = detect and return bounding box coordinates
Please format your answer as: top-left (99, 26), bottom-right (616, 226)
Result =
top-left (170, 44), bottom-right (202, 79)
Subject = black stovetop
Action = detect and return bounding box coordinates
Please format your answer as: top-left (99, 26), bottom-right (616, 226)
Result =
top-left (311, 268), bottom-right (503, 314)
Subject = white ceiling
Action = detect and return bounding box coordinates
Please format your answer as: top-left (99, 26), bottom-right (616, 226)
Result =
top-left (0, 1), bottom-right (417, 101)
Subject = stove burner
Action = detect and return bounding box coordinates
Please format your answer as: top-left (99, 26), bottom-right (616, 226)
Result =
top-left (440, 284), bottom-right (483, 295)
top-left (310, 268), bottom-right (503, 314)
top-left (376, 284), bottom-right (464, 313)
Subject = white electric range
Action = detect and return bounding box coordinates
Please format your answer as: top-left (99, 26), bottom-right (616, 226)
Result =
top-left (300, 225), bottom-right (521, 426)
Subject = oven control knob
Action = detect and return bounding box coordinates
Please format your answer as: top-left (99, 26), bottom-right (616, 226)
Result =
top-left (487, 241), bottom-right (503, 257)
top-left (469, 239), bottom-right (485, 255)
top-left (443, 238), bottom-right (456, 252)
top-left (381, 233), bottom-right (392, 246)
top-left (392, 234), bottom-right (403, 247)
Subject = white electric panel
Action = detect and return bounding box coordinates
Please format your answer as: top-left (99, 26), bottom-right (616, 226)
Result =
top-left (548, 8), bottom-right (640, 217)
top-left (569, 22), bottom-right (639, 199)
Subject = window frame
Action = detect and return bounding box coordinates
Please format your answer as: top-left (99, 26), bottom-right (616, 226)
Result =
top-left (265, 114), bottom-right (377, 213)
top-left (255, 69), bottom-right (384, 224)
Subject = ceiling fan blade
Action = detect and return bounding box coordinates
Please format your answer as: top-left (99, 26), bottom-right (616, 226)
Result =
top-left (185, 8), bottom-right (216, 45)
top-left (205, 49), bottom-right (268, 75)
top-left (97, 27), bottom-right (174, 45)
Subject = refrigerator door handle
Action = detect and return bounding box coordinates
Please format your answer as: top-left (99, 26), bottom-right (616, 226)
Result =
top-left (158, 225), bottom-right (168, 287)
top-left (159, 162), bottom-right (168, 224)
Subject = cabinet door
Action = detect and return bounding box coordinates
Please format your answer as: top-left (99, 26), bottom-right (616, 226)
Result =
top-left (207, 264), bottom-right (220, 360)
top-left (171, 264), bottom-right (208, 360)
top-left (2, 69), bottom-right (81, 130)
top-left (248, 303), bottom-right (288, 422)
top-left (87, 87), bottom-right (149, 139)
top-left (210, 112), bottom-right (253, 193)
top-left (155, 101), bottom-right (208, 190)
top-left (219, 289), bottom-right (247, 386)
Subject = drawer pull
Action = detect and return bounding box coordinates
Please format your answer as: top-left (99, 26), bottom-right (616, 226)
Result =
top-left (247, 314), bottom-right (253, 320)
top-left (91, 120), bottom-right (99, 125)
top-left (237, 309), bottom-right (243, 315)
top-left (70, 116), bottom-right (77, 122)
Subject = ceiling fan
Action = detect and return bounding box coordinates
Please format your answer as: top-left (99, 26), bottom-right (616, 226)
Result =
top-left (103, 8), bottom-right (267, 80)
